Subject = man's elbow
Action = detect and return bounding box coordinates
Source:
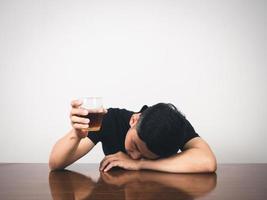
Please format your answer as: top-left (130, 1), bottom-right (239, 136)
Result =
top-left (205, 156), bottom-right (217, 173)
top-left (49, 158), bottom-right (58, 171)
top-left (49, 157), bottom-right (65, 171)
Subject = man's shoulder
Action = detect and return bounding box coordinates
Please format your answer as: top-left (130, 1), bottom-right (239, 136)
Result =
top-left (107, 108), bottom-right (134, 114)
top-left (107, 107), bottom-right (132, 111)
top-left (106, 108), bottom-right (134, 122)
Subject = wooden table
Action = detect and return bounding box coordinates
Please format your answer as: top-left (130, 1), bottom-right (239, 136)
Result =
top-left (0, 163), bottom-right (266, 200)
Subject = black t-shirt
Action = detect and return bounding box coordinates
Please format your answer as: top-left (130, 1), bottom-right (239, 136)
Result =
top-left (87, 108), bottom-right (199, 156)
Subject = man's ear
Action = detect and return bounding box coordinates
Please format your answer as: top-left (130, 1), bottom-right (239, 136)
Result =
top-left (129, 113), bottom-right (141, 127)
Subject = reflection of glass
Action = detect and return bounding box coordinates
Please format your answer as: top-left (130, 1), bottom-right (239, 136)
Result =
top-left (49, 169), bottom-right (217, 200)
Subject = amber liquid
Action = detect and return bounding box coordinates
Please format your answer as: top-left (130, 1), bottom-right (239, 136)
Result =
top-left (84, 112), bottom-right (105, 132)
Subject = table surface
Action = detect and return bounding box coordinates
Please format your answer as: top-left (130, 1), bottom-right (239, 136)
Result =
top-left (0, 163), bottom-right (266, 200)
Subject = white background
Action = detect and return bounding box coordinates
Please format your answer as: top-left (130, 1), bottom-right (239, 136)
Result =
top-left (0, 0), bottom-right (266, 163)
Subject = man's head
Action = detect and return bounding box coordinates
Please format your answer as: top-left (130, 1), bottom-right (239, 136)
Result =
top-left (125, 103), bottom-right (187, 160)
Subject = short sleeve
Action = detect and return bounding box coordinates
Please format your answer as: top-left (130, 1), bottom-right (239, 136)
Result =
top-left (87, 131), bottom-right (102, 144)
top-left (180, 119), bottom-right (200, 150)
top-left (87, 108), bottom-right (114, 145)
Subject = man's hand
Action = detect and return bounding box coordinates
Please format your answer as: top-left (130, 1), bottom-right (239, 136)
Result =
top-left (70, 99), bottom-right (107, 139)
top-left (70, 99), bottom-right (90, 138)
top-left (100, 151), bottom-right (142, 172)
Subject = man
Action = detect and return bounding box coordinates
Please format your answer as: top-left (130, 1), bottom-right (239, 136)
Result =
top-left (49, 100), bottom-right (217, 173)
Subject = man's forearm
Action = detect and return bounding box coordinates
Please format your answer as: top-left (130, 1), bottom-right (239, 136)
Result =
top-left (49, 129), bottom-right (81, 170)
top-left (139, 148), bottom-right (217, 173)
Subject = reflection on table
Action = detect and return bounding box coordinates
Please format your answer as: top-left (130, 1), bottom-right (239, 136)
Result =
top-left (49, 169), bottom-right (217, 200)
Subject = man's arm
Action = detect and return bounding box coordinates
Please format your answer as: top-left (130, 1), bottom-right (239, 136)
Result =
top-left (140, 137), bottom-right (217, 173)
top-left (49, 129), bottom-right (95, 170)
top-left (49, 99), bottom-right (100, 170)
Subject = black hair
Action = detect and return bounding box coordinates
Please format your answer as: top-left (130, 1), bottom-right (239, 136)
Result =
top-left (136, 103), bottom-right (187, 158)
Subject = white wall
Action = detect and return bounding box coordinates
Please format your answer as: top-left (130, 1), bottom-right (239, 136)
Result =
top-left (0, 0), bottom-right (266, 163)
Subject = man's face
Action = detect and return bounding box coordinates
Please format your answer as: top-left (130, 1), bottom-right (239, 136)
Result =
top-left (124, 114), bottom-right (159, 160)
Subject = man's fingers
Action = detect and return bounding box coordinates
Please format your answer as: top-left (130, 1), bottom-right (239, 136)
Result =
top-left (99, 152), bottom-right (122, 171)
top-left (104, 161), bottom-right (120, 172)
top-left (100, 157), bottom-right (115, 171)
top-left (73, 123), bottom-right (89, 129)
top-left (71, 108), bottom-right (88, 116)
top-left (99, 153), bottom-right (117, 167)
top-left (100, 156), bottom-right (110, 170)
top-left (100, 157), bottom-right (118, 171)
top-left (71, 99), bottom-right (83, 108)
top-left (71, 116), bottom-right (90, 124)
